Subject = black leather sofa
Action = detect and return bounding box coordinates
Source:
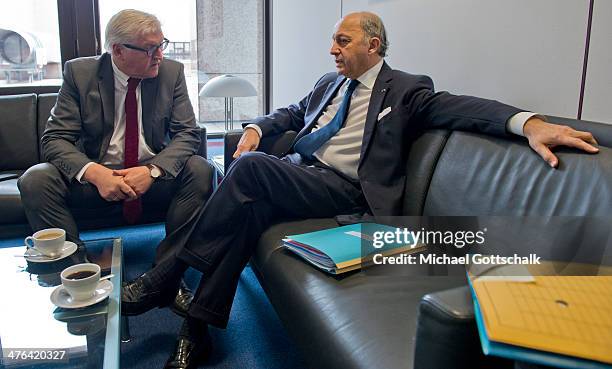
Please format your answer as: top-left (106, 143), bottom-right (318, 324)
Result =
top-left (223, 116), bottom-right (612, 369)
top-left (0, 93), bottom-right (211, 238)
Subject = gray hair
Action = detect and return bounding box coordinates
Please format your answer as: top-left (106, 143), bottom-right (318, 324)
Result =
top-left (360, 13), bottom-right (388, 57)
top-left (104, 9), bottom-right (162, 52)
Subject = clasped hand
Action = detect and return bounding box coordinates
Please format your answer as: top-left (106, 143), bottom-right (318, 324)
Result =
top-left (83, 164), bottom-right (153, 202)
top-left (112, 166), bottom-right (154, 198)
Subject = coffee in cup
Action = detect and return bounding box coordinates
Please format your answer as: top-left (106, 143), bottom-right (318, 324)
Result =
top-left (24, 228), bottom-right (66, 258)
top-left (37, 232), bottom-right (64, 240)
top-left (60, 263), bottom-right (101, 301)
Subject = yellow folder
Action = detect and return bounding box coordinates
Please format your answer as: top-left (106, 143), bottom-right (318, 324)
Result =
top-left (471, 264), bottom-right (612, 364)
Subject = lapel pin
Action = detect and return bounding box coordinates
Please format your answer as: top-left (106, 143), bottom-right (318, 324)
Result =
top-left (381, 88), bottom-right (387, 93)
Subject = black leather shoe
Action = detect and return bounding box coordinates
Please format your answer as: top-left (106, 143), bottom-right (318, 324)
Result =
top-left (164, 325), bottom-right (212, 369)
top-left (121, 274), bottom-right (171, 316)
top-left (170, 281), bottom-right (194, 318)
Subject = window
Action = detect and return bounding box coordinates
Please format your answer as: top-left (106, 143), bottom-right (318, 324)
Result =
top-left (0, 1), bottom-right (62, 86)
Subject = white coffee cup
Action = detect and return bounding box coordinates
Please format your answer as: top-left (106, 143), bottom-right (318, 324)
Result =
top-left (24, 228), bottom-right (66, 258)
top-left (60, 263), bottom-right (101, 301)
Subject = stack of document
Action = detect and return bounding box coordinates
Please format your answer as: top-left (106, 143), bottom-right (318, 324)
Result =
top-left (468, 268), bottom-right (612, 369)
top-left (283, 223), bottom-right (424, 274)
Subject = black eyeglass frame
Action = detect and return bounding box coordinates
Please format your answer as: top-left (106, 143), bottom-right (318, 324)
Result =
top-left (122, 38), bottom-right (170, 56)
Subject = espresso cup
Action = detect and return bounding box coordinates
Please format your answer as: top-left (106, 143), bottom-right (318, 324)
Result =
top-left (60, 263), bottom-right (101, 301)
top-left (24, 228), bottom-right (66, 258)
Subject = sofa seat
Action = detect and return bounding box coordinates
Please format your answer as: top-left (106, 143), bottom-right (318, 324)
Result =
top-left (252, 219), bottom-right (467, 369)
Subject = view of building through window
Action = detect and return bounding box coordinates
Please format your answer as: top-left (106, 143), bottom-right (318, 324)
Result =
top-left (0, 1), bottom-right (62, 86)
top-left (195, 0), bottom-right (264, 134)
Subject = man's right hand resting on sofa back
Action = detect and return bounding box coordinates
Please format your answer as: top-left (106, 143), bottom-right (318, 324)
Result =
top-left (523, 117), bottom-right (599, 168)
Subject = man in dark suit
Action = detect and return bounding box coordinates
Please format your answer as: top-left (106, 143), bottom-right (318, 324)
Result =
top-left (121, 12), bottom-right (599, 368)
top-left (18, 9), bottom-right (213, 315)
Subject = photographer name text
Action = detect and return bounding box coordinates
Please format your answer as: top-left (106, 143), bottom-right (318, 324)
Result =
top-left (373, 253), bottom-right (541, 265)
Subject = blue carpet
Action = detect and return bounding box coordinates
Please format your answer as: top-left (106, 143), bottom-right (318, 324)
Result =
top-left (0, 223), bottom-right (306, 369)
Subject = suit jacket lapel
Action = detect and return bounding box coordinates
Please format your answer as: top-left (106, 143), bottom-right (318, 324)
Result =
top-left (97, 54), bottom-right (115, 162)
top-left (141, 77), bottom-right (158, 146)
top-left (314, 75), bottom-right (345, 122)
top-left (359, 62), bottom-right (392, 162)
top-left (298, 75), bottom-right (345, 138)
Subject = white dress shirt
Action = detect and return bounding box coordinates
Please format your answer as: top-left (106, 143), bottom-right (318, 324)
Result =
top-left (312, 59), bottom-right (385, 178)
top-left (248, 59), bottom-right (538, 179)
top-left (76, 59), bottom-right (156, 182)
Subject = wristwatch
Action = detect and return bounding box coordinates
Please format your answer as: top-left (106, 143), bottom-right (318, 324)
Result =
top-left (146, 164), bottom-right (163, 180)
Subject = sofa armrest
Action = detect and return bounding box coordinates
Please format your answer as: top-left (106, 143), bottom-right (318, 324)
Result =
top-left (197, 125), bottom-right (207, 158)
top-left (223, 130), bottom-right (297, 173)
top-left (420, 285), bottom-right (474, 320)
top-left (223, 130), bottom-right (242, 171)
top-left (414, 285), bottom-right (513, 369)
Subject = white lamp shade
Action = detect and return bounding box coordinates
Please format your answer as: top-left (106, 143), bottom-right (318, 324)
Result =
top-left (199, 74), bottom-right (257, 97)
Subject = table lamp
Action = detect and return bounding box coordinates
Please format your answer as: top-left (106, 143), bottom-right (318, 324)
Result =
top-left (199, 74), bottom-right (257, 130)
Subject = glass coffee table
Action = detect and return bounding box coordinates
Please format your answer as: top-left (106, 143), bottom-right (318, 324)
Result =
top-left (0, 238), bottom-right (123, 368)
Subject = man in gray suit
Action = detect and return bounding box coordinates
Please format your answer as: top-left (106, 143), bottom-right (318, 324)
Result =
top-left (18, 9), bottom-right (213, 314)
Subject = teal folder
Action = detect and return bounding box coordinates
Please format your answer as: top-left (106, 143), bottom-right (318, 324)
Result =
top-left (283, 223), bottom-right (421, 274)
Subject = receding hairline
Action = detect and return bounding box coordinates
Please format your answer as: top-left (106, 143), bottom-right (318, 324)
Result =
top-left (343, 11), bottom-right (381, 27)
top-left (340, 11), bottom-right (388, 57)
top-left (336, 12), bottom-right (384, 39)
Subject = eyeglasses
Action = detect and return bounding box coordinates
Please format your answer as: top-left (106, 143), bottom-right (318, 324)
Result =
top-left (122, 38), bottom-right (169, 57)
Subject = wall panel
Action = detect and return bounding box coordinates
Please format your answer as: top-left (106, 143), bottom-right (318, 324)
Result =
top-left (342, 0), bottom-right (588, 118)
top-left (272, 0), bottom-right (341, 109)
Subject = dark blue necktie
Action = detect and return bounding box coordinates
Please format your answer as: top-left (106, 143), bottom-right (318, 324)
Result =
top-left (294, 78), bottom-right (360, 159)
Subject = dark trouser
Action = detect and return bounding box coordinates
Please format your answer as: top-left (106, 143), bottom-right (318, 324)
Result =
top-left (151, 151), bottom-right (367, 328)
top-left (17, 156), bottom-right (214, 262)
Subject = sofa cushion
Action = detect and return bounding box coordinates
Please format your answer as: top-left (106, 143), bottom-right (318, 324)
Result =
top-left (252, 219), bottom-right (466, 369)
top-left (401, 129), bottom-right (451, 215)
top-left (0, 94), bottom-right (39, 170)
top-left (0, 173), bottom-right (26, 225)
top-left (37, 93), bottom-right (58, 162)
top-left (423, 131), bottom-right (612, 216)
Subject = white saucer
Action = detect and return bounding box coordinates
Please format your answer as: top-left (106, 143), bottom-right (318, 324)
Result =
top-left (50, 280), bottom-right (113, 309)
top-left (24, 241), bottom-right (78, 263)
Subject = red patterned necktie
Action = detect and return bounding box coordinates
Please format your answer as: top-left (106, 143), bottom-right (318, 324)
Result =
top-left (123, 77), bottom-right (142, 224)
